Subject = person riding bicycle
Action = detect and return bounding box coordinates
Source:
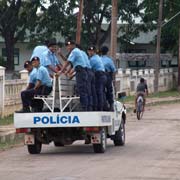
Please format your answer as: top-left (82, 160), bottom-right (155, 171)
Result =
top-left (134, 78), bottom-right (148, 113)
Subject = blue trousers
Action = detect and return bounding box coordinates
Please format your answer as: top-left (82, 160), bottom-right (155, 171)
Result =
top-left (105, 72), bottom-right (114, 105)
top-left (86, 68), bottom-right (97, 111)
top-left (95, 71), bottom-right (107, 111)
top-left (21, 86), bottom-right (52, 110)
top-left (75, 66), bottom-right (88, 111)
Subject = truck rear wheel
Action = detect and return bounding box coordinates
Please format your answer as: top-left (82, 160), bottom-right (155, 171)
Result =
top-left (113, 119), bottom-right (125, 146)
top-left (27, 139), bottom-right (42, 154)
top-left (93, 128), bottom-right (107, 153)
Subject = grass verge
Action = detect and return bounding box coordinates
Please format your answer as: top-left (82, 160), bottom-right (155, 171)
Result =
top-left (0, 115), bottom-right (13, 126)
top-left (0, 140), bottom-right (23, 151)
top-left (118, 89), bottom-right (180, 104)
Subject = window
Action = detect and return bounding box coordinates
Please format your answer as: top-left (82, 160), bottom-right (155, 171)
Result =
top-left (2, 48), bottom-right (19, 65)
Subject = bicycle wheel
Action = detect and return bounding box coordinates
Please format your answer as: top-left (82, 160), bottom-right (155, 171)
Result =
top-left (136, 100), bottom-right (144, 120)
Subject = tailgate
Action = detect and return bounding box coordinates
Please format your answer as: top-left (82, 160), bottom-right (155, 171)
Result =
top-left (14, 112), bottom-right (113, 128)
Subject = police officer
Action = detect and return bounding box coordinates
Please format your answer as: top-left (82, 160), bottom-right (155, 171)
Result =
top-left (75, 44), bottom-right (96, 111)
top-left (30, 40), bottom-right (49, 64)
top-left (42, 39), bottom-right (63, 78)
top-left (57, 40), bottom-right (88, 111)
top-left (100, 46), bottom-right (116, 111)
top-left (87, 46), bottom-right (107, 111)
top-left (16, 57), bottom-right (52, 113)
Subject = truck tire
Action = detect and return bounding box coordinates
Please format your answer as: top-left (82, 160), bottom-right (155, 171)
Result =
top-left (113, 119), bottom-right (125, 146)
top-left (27, 138), bottom-right (42, 154)
top-left (93, 128), bottom-right (107, 153)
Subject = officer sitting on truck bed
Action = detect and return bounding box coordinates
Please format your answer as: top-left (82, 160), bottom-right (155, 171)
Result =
top-left (16, 57), bottom-right (52, 113)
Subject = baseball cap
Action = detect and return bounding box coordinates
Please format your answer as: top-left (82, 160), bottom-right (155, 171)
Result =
top-left (65, 40), bottom-right (75, 46)
top-left (101, 46), bottom-right (109, 54)
top-left (31, 56), bottom-right (40, 62)
top-left (87, 46), bottom-right (96, 51)
top-left (24, 61), bottom-right (32, 68)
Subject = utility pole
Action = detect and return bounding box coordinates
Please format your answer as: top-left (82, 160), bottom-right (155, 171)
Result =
top-left (76, 0), bottom-right (84, 44)
top-left (110, 0), bottom-right (118, 64)
top-left (178, 24), bottom-right (180, 90)
top-left (154, 0), bottom-right (163, 92)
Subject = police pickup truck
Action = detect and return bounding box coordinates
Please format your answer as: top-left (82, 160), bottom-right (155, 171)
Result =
top-left (14, 76), bottom-right (126, 154)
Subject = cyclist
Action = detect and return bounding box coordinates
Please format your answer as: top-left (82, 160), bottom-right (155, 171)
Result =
top-left (134, 78), bottom-right (148, 113)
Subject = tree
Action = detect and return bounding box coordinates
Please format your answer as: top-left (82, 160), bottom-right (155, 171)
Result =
top-left (139, 0), bottom-right (180, 54)
top-left (82, 0), bottom-right (141, 49)
top-left (0, 0), bottom-right (41, 71)
top-left (35, 0), bottom-right (141, 49)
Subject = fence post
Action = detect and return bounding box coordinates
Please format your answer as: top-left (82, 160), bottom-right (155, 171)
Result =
top-left (0, 66), bottom-right (5, 118)
top-left (19, 69), bottom-right (28, 81)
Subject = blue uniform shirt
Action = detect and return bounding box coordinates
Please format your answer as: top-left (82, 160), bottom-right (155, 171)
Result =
top-left (30, 45), bottom-right (48, 65)
top-left (89, 54), bottom-right (105, 72)
top-left (36, 66), bottom-right (52, 87)
top-left (81, 50), bottom-right (91, 69)
top-left (42, 49), bottom-right (61, 75)
top-left (68, 48), bottom-right (87, 68)
top-left (29, 68), bottom-right (37, 84)
top-left (101, 55), bottom-right (116, 72)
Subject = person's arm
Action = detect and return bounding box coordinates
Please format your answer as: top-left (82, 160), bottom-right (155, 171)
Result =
top-left (56, 61), bottom-right (71, 76)
top-left (26, 83), bottom-right (34, 90)
top-left (47, 65), bottom-right (59, 73)
top-left (34, 80), bottom-right (41, 91)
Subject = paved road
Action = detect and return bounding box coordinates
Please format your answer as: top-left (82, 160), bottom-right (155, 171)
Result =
top-left (1, 104), bottom-right (180, 180)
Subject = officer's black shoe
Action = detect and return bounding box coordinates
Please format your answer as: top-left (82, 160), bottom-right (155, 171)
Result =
top-left (16, 107), bottom-right (30, 113)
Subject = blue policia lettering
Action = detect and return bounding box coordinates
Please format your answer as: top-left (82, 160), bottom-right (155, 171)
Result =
top-left (33, 115), bottom-right (80, 124)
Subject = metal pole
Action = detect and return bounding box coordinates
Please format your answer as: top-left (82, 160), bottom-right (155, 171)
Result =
top-left (76, 0), bottom-right (84, 44)
top-left (178, 25), bottom-right (180, 90)
top-left (154, 0), bottom-right (163, 93)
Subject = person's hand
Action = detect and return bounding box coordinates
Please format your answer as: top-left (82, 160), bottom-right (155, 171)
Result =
top-left (55, 70), bottom-right (62, 77)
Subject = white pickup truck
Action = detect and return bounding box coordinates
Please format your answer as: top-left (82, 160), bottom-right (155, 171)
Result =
top-left (14, 76), bottom-right (126, 154)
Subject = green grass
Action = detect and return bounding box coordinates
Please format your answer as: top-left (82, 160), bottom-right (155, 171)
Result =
top-left (148, 90), bottom-right (180, 98)
top-left (118, 89), bottom-right (180, 103)
top-left (0, 138), bottom-right (24, 151)
top-left (0, 115), bottom-right (13, 126)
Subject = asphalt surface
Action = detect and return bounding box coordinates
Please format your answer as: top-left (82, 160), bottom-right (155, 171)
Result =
top-left (1, 102), bottom-right (180, 179)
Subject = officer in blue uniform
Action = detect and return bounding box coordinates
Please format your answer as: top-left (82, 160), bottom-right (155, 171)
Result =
top-left (16, 57), bottom-right (52, 113)
top-left (81, 49), bottom-right (96, 111)
top-left (87, 46), bottom-right (107, 111)
top-left (100, 46), bottom-right (116, 111)
top-left (57, 40), bottom-right (88, 111)
top-left (42, 39), bottom-right (62, 78)
top-left (30, 40), bottom-right (49, 64)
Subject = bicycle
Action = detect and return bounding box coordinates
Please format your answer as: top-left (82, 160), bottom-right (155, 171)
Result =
top-left (136, 95), bottom-right (144, 120)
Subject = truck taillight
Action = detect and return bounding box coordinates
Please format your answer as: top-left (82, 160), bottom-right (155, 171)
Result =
top-left (16, 128), bottom-right (31, 133)
top-left (84, 127), bottom-right (99, 132)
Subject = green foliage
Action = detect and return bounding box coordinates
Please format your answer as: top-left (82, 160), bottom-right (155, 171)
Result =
top-left (82, 0), bottom-right (141, 48)
top-left (0, 0), bottom-right (42, 70)
top-left (139, 0), bottom-right (180, 54)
